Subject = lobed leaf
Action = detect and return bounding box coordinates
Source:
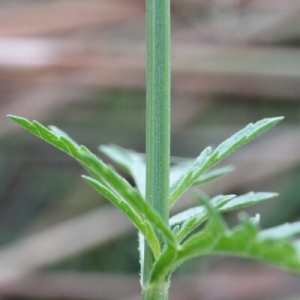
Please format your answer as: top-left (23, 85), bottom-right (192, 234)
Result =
top-left (199, 195), bottom-right (228, 233)
top-left (83, 175), bottom-right (160, 258)
top-left (259, 221), bottom-right (300, 240)
top-left (169, 161), bottom-right (193, 186)
top-left (177, 218), bottom-right (300, 276)
top-left (169, 117), bottom-right (283, 208)
top-left (220, 192), bottom-right (278, 212)
top-left (9, 116), bottom-right (176, 251)
top-left (170, 192), bottom-right (277, 243)
top-left (82, 147), bottom-right (176, 248)
top-left (151, 200), bottom-right (300, 284)
top-left (12, 115), bottom-right (297, 287)
top-left (49, 125), bottom-right (79, 147)
top-left (191, 165), bottom-right (234, 186)
top-left (100, 144), bottom-right (146, 197)
top-left (101, 145), bottom-right (234, 201)
top-left (171, 194), bottom-right (236, 242)
top-left (169, 147), bottom-right (212, 207)
top-left (214, 118), bottom-right (283, 160)
top-left (170, 194), bottom-right (235, 226)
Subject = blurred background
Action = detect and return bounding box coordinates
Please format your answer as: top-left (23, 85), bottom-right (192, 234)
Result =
top-left (1, 0), bottom-right (300, 299)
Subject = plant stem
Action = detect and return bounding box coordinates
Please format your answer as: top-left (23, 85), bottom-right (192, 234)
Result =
top-left (143, 0), bottom-right (171, 298)
top-left (142, 282), bottom-right (169, 300)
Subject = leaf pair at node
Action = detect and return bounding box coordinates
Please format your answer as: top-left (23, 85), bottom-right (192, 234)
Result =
top-left (8, 115), bottom-right (300, 286)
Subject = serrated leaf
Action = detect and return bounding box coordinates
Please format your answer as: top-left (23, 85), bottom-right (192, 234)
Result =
top-left (170, 194), bottom-right (236, 242)
top-left (170, 163), bottom-right (233, 186)
top-left (148, 246), bottom-right (178, 283)
top-left (170, 194), bottom-right (235, 226)
top-left (151, 215), bottom-right (300, 284)
top-left (82, 175), bottom-right (160, 258)
top-left (220, 192), bottom-right (278, 212)
top-left (171, 192), bottom-right (277, 243)
top-left (200, 195), bottom-right (228, 232)
top-left (9, 116), bottom-right (140, 211)
top-left (215, 118), bottom-right (283, 160)
top-left (100, 144), bottom-right (136, 174)
top-left (177, 218), bottom-right (300, 276)
top-left (169, 161), bottom-right (193, 186)
top-left (81, 147), bottom-right (176, 248)
top-left (49, 125), bottom-right (79, 147)
top-left (101, 145), bottom-right (234, 201)
top-left (100, 144), bottom-right (146, 197)
top-left (169, 172), bottom-right (195, 207)
top-left (169, 117), bottom-right (283, 208)
top-left (192, 165), bottom-right (234, 186)
top-left (259, 221), bottom-right (300, 240)
top-left (9, 116), bottom-right (176, 251)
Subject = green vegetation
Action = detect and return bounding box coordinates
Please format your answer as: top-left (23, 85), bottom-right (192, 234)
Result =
top-left (8, 0), bottom-right (300, 299)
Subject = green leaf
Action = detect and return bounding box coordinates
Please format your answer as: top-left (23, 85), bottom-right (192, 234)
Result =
top-left (199, 195), bottom-right (228, 233)
top-left (170, 194), bottom-right (236, 242)
top-left (82, 147), bottom-right (176, 248)
top-left (100, 144), bottom-right (135, 173)
top-left (9, 116), bottom-right (137, 208)
top-left (49, 125), bottom-right (79, 147)
top-left (83, 175), bottom-right (160, 258)
top-left (169, 147), bottom-right (212, 208)
top-left (192, 165), bottom-right (234, 186)
top-left (101, 145), bottom-right (234, 200)
top-left (170, 191), bottom-right (277, 243)
top-left (169, 161), bottom-right (193, 185)
top-left (170, 162), bottom-right (233, 186)
top-left (151, 212), bottom-right (300, 284)
top-left (148, 246), bottom-right (178, 283)
top-left (170, 194), bottom-right (235, 226)
top-left (177, 217), bottom-right (300, 275)
top-left (259, 221), bottom-right (300, 240)
top-left (169, 117), bottom-right (283, 208)
top-left (220, 192), bottom-right (278, 212)
top-left (100, 144), bottom-right (146, 198)
top-left (9, 116), bottom-right (177, 250)
top-left (214, 118), bottom-right (283, 160)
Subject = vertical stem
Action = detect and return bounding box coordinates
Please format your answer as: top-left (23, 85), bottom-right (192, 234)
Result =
top-left (143, 0), bottom-right (171, 298)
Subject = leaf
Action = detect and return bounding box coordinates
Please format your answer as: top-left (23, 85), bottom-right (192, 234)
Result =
top-left (170, 162), bottom-right (233, 186)
top-left (177, 218), bottom-right (300, 275)
top-left (100, 144), bottom-right (136, 174)
top-left (170, 194), bottom-right (235, 226)
top-left (9, 116), bottom-right (177, 250)
top-left (9, 116), bottom-right (136, 207)
top-left (192, 165), bottom-right (234, 186)
top-left (101, 145), bottom-right (234, 200)
top-left (82, 147), bottom-right (176, 248)
top-left (214, 118), bottom-right (283, 160)
top-left (151, 210), bottom-right (300, 284)
top-left (220, 192), bottom-right (278, 212)
top-left (100, 144), bottom-right (146, 198)
top-left (169, 147), bottom-right (212, 208)
top-left (200, 195), bottom-right (228, 233)
top-left (169, 161), bottom-right (193, 185)
top-left (83, 175), bottom-right (160, 258)
top-left (169, 117), bottom-right (283, 208)
top-left (171, 191), bottom-right (277, 243)
top-left (49, 125), bottom-right (79, 147)
top-left (170, 194), bottom-right (236, 242)
top-left (259, 221), bottom-right (300, 240)
top-left (148, 246), bottom-right (178, 283)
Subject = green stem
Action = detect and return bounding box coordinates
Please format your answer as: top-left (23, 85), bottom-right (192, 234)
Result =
top-left (143, 0), bottom-right (171, 297)
top-left (142, 282), bottom-right (170, 300)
